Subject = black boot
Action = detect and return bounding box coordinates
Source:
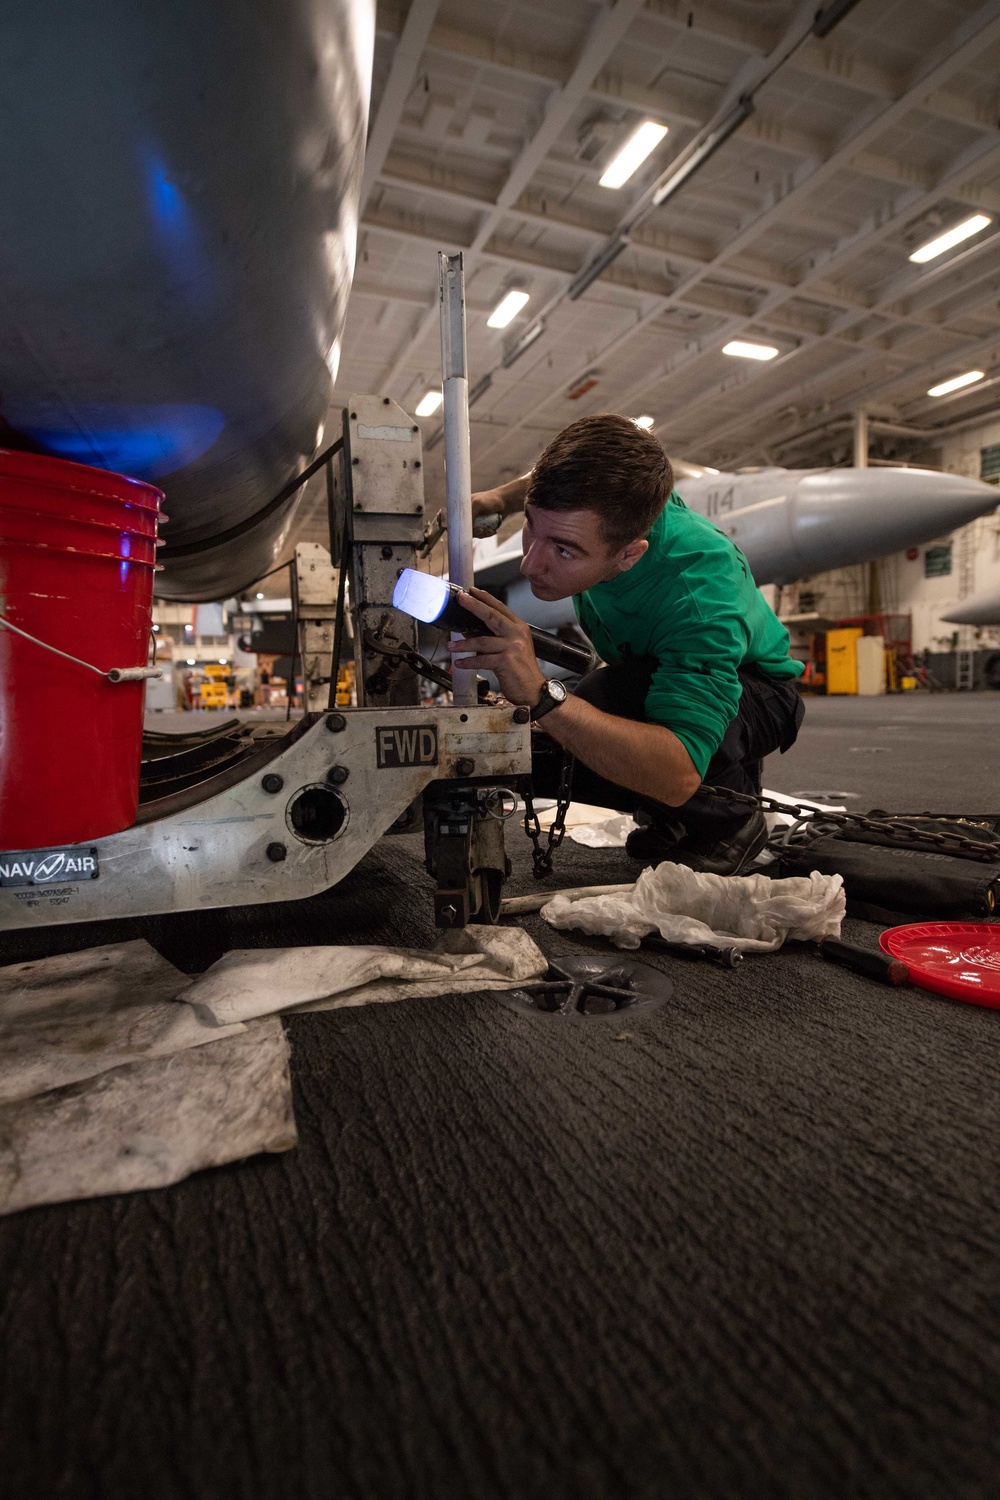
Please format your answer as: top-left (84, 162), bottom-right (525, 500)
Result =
top-left (624, 813), bottom-right (687, 866)
top-left (626, 808), bottom-right (768, 877)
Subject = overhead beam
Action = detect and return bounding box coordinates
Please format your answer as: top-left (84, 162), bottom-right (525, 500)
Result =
top-left (374, 0), bottom-right (649, 395)
top-left (669, 272), bottom-right (1000, 460)
top-left (361, 0), bottom-right (443, 212)
top-left (468, 4), bottom-right (1000, 469)
top-left (729, 323), bottom-right (1000, 461)
top-left (641, 0), bottom-right (773, 56)
top-left (361, 205), bottom-right (957, 341)
top-left (467, 0), bottom-right (648, 258)
top-left (560, 9), bottom-right (1000, 436)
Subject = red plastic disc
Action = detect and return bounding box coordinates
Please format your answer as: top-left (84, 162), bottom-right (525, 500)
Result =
top-left (879, 923), bottom-right (1000, 1007)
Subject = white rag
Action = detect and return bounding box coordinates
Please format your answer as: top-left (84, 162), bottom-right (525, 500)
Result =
top-left (179, 926), bottom-right (549, 1026)
top-left (542, 861), bottom-right (844, 954)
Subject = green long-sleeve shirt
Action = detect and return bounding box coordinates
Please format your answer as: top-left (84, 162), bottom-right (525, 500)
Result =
top-left (573, 492), bottom-right (803, 777)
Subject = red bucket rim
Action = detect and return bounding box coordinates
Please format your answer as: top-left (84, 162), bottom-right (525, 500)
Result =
top-left (0, 447), bottom-right (163, 514)
top-left (0, 536), bottom-right (158, 566)
top-left (0, 496), bottom-right (159, 536)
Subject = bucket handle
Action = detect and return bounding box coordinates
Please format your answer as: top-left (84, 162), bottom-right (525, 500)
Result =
top-left (0, 611), bottom-right (162, 683)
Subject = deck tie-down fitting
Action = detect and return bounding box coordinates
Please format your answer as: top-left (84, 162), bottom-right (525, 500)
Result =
top-left (499, 955), bottom-right (673, 1021)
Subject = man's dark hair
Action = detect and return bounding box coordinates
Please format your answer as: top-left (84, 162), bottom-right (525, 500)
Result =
top-left (526, 413), bottom-right (673, 550)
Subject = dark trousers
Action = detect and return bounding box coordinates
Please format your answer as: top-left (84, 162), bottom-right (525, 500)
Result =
top-left (531, 656), bottom-right (805, 849)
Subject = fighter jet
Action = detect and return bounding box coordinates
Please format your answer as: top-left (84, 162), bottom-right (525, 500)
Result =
top-left (941, 582), bottom-right (1000, 626)
top-left (474, 465), bottom-right (999, 627)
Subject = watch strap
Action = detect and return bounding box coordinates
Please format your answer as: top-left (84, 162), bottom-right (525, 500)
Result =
top-left (531, 681), bottom-right (565, 721)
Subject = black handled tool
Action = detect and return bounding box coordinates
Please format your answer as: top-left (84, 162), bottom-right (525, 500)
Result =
top-left (815, 936), bottom-right (909, 985)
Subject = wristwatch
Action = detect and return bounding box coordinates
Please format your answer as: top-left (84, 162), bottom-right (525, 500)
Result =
top-left (531, 678), bottom-right (569, 721)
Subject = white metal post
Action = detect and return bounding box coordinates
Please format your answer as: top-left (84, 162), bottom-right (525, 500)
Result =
top-left (439, 251), bottom-right (477, 707)
top-left (853, 409), bottom-right (868, 469)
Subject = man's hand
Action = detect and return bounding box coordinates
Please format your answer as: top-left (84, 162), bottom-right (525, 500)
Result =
top-left (472, 489), bottom-right (505, 538)
top-left (444, 588), bottom-right (702, 805)
top-left (444, 587), bottom-right (546, 708)
top-left (471, 473), bottom-right (531, 536)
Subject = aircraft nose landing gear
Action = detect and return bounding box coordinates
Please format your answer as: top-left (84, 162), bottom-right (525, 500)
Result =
top-left (423, 782), bottom-right (517, 927)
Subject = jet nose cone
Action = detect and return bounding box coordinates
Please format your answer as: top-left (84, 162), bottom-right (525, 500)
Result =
top-left (909, 470), bottom-right (1000, 530)
top-left (793, 468), bottom-right (998, 575)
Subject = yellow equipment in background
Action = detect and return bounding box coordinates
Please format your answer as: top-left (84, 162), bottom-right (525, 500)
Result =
top-left (198, 681), bottom-right (228, 709)
top-left (825, 627), bottom-right (864, 694)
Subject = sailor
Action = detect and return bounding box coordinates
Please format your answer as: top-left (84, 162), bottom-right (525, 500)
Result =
top-left (447, 413), bottom-right (805, 875)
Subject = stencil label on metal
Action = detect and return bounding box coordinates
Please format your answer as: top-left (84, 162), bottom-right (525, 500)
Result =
top-left (357, 424), bottom-right (412, 442)
top-left (0, 847), bottom-right (99, 886)
top-left (376, 725), bottom-right (438, 768)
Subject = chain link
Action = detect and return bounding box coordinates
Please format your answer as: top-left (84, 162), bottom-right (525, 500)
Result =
top-left (522, 747), bottom-right (576, 879)
top-left (522, 771), bottom-right (999, 879)
top-left (698, 784), bottom-right (1000, 863)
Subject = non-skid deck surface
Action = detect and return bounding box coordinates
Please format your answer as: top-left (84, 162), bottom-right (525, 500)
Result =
top-left (2, 694), bottom-right (999, 1500)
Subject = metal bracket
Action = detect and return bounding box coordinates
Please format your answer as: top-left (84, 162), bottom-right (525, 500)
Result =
top-left (327, 395), bottom-right (426, 710)
top-left (0, 704), bottom-right (531, 931)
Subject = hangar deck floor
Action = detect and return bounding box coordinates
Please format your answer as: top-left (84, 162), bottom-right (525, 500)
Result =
top-left (1, 692), bottom-right (999, 1500)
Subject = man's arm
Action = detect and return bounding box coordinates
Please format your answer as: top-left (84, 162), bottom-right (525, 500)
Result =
top-left (447, 588), bottom-right (702, 807)
top-left (530, 694), bottom-right (702, 806)
top-left (472, 472), bottom-right (531, 532)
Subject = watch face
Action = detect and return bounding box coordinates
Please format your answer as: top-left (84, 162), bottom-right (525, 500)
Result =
top-left (549, 679), bottom-right (568, 702)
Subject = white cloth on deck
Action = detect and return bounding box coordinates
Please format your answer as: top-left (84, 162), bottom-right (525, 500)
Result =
top-left (0, 1020), bottom-right (294, 1217)
top-left (179, 927), bottom-right (548, 1026)
top-left (0, 940), bottom-right (245, 1105)
top-left (541, 862), bottom-right (845, 954)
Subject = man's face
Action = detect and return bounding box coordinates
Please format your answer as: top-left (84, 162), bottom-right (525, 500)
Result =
top-left (519, 503), bottom-right (647, 600)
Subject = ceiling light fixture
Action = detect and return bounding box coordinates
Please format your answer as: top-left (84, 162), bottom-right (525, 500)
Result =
top-left (501, 320), bottom-right (546, 369)
top-left (487, 289), bottom-right (530, 328)
top-left (468, 373), bottom-right (493, 407)
top-left (650, 97), bottom-right (754, 209)
top-left (567, 236), bottom-right (629, 301)
top-left (415, 390), bottom-right (443, 417)
top-left (255, 591), bottom-right (265, 599)
top-left (599, 120), bottom-right (669, 190)
top-left (927, 370), bottom-right (984, 398)
top-left (634, 415), bottom-right (655, 429)
top-left (812, 0), bottom-right (866, 38)
top-left (909, 214), bottom-right (992, 263)
top-left (722, 340), bottom-right (779, 361)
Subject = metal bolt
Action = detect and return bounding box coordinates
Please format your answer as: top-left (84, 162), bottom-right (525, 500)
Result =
top-left (326, 713), bottom-right (346, 732)
top-left (327, 764), bottom-right (349, 785)
top-left (381, 545), bottom-right (393, 560)
top-left (412, 425), bottom-right (419, 433)
top-left (262, 773), bottom-right (284, 793)
top-left (383, 396), bottom-right (390, 405)
top-left (266, 842), bottom-right (287, 863)
top-left (352, 457), bottom-right (360, 466)
top-left (350, 411), bottom-right (357, 419)
top-left (414, 460), bottom-right (421, 469)
top-left (512, 706), bottom-right (530, 724)
top-left (454, 757), bottom-right (475, 777)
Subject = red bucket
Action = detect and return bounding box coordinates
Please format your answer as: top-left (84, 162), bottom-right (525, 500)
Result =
top-left (0, 449), bottom-right (163, 850)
